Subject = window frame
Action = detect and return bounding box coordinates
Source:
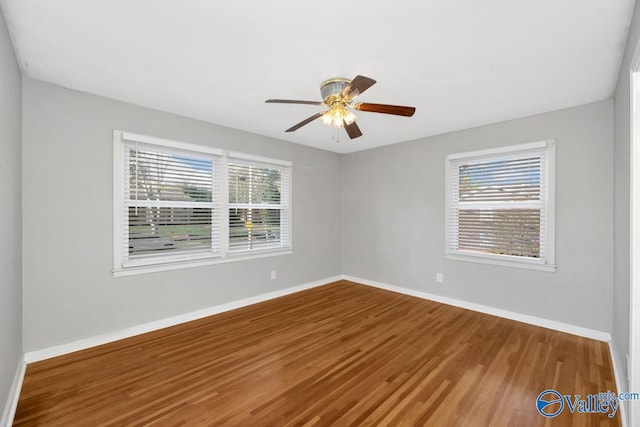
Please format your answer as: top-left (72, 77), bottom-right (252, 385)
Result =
top-left (444, 140), bottom-right (556, 272)
top-left (113, 131), bottom-right (293, 277)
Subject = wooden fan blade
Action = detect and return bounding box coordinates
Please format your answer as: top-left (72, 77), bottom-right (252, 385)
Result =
top-left (285, 112), bottom-right (326, 132)
top-left (343, 75), bottom-right (376, 100)
top-left (266, 99), bottom-right (324, 106)
top-left (354, 103), bottom-right (416, 117)
top-left (344, 121), bottom-right (363, 139)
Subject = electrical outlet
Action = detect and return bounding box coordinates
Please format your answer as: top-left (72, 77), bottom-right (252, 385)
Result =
top-left (270, 270), bottom-right (277, 280)
top-left (436, 273), bottom-right (443, 283)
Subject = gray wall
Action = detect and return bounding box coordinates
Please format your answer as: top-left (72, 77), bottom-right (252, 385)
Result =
top-left (0, 6), bottom-right (22, 422)
top-left (612, 0), bottom-right (640, 407)
top-left (343, 101), bottom-right (614, 331)
top-left (22, 78), bottom-right (343, 352)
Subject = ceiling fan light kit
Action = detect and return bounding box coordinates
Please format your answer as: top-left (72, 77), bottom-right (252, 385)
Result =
top-left (266, 75), bottom-right (416, 140)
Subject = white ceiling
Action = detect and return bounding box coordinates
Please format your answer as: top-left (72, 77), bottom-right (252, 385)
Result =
top-left (1, 1), bottom-right (636, 154)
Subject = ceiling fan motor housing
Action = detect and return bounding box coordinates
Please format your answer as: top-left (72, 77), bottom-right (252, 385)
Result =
top-left (320, 78), bottom-right (350, 103)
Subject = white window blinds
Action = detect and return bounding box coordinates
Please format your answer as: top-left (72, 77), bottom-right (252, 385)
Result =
top-left (228, 157), bottom-right (292, 254)
top-left (121, 140), bottom-right (222, 267)
top-left (113, 131), bottom-right (293, 273)
top-left (446, 141), bottom-right (555, 269)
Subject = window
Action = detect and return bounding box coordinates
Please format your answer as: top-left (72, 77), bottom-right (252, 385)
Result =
top-left (445, 140), bottom-right (555, 271)
top-left (113, 131), bottom-right (292, 275)
top-left (119, 137), bottom-right (222, 268)
top-left (228, 158), bottom-right (291, 254)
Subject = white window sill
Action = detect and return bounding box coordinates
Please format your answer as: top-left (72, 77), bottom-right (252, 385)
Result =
top-left (445, 252), bottom-right (556, 272)
top-left (113, 249), bottom-right (292, 277)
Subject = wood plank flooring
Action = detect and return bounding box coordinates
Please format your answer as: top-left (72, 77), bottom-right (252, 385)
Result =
top-left (14, 281), bottom-right (620, 426)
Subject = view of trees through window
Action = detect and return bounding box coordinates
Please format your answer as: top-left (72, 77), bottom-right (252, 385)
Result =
top-left (228, 162), bottom-right (283, 252)
top-left (456, 156), bottom-right (542, 259)
top-left (127, 149), bottom-right (214, 258)
top-left (125, 149), bottom-right (286, 259)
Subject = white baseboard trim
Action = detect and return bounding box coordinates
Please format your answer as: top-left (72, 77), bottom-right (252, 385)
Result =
top-left (609, 341), bottom-right (629, 427)
top-left (24, 276), bottom-right (342, 363)
top-left (1, 356), bottom-right (26, 427)
top-left (342, 275), bottom-right (612, 342)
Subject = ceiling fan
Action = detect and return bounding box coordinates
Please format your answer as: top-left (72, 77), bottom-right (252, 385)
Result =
top-left (265, 75), bottom-right (416, 140)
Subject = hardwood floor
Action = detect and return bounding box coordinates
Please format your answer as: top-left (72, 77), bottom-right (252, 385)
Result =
top-left (14, 281), bottom-right (619, 426)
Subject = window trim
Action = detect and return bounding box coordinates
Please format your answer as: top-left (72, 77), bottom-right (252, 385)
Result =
top-left (113, 130), bottom-right (293, 277)
top-left (113, 248), bottom-right (293, 277)
top-left (444, 140), bottom-right (556, 272)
